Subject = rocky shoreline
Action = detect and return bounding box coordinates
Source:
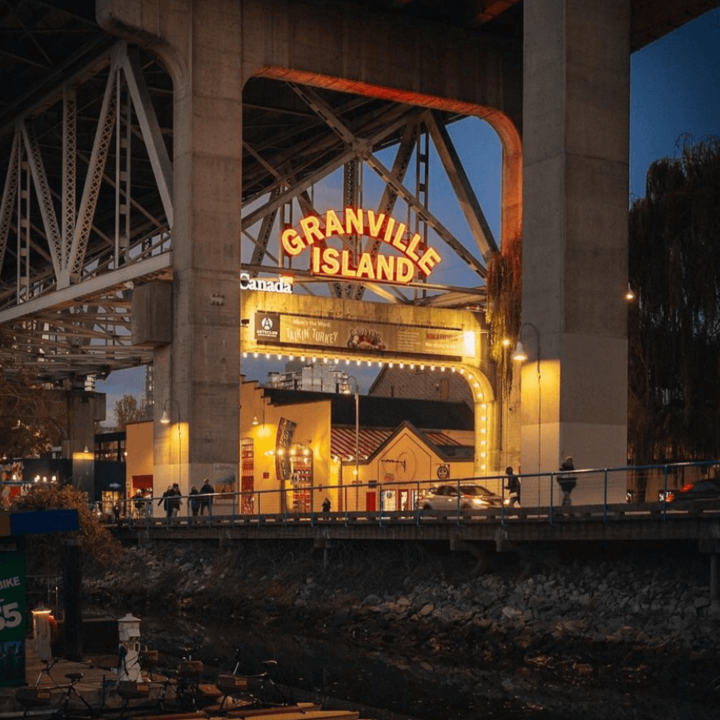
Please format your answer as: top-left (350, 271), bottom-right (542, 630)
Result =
top-left (83, 539), bottom-right (720, 719)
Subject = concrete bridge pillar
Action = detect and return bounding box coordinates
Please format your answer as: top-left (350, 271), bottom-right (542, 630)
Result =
top-left (521, 0), bottom-right (630, 474)
top-left (99, 0), bottom-right (243, 492)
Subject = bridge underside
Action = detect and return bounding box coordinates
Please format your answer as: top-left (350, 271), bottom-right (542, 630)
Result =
top-left (1, 0), bottom-right (719, 479)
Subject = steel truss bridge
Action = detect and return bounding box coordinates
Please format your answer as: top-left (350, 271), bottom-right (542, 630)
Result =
top-left (1, 0), bottom-right (717, 386)
top-left (0, 2), bottom-right (506, 384)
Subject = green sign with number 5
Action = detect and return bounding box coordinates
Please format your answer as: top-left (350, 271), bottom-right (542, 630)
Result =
top-left (0, 537), bottom-right (25, 687)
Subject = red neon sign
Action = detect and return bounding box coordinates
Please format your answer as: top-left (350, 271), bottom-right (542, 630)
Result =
top-left (280, 208), bottom-right (442, 283)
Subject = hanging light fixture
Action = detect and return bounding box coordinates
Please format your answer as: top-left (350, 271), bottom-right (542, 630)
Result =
top-left (512, 341), bottom-right (528, 362)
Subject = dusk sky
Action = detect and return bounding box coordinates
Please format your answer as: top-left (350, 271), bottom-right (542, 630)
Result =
top-left (98, 7), bottom-right (720, 420)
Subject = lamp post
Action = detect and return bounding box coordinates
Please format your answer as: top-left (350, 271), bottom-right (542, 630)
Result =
top-left (345, 376), bottom-right (360, 484)
top-left (251, 396), bottom-right (266, 427)
top-left (513, 322), bottom-right (542, 494)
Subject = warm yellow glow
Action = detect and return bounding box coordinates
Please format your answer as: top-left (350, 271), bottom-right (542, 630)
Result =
top-left (463, 331), bottom-right (476, 356)
top-left (512, 341), bottom-right (528, 362)
top-left (282, 208), bottom-right (442, 282)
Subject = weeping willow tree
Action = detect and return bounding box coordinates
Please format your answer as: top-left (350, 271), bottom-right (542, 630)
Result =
top-left (486, 231), bottom-right (523, 397)
top-left (628, 137), bottom-right (720, 463)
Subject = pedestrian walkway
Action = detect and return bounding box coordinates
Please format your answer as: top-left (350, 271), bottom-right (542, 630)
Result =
top-left (1, 645), bottom-right (365, 720)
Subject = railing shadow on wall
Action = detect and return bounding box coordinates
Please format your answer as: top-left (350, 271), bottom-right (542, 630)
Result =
top-left (107, 460), bottom-right (720, 530)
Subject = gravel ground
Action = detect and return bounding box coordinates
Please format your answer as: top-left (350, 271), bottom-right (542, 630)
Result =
top-left (82, 539), bottom-right (720, 719)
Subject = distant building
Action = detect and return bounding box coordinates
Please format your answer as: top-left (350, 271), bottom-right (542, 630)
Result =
top-left (267, 360), bottom-right (350, 393)
top-left (368, 365), bottom-right (473, 408)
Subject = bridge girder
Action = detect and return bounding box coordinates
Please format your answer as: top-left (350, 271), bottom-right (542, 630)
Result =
top-left (0, 41), bottom-right (502, 382)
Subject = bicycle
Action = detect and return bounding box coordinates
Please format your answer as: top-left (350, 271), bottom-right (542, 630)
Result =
top-left (16, 668), bottom-right (102, 719)
top-left (215, 652), bottom-right (291, 712)
top-left (153, 647), bottom-right (206, 713)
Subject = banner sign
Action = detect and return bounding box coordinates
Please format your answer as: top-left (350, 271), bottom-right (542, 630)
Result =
top-left (281, 208), bottom-right (442, 284)
top-left (0, 537), bottom-right (26, 687)
top-left (255, 312), bottom-right (473, 360)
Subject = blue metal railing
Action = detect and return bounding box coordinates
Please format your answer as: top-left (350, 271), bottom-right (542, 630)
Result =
top-left (108, 459), bottom-right (720, 529)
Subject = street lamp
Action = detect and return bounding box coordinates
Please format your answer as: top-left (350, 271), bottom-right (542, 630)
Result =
top-left (251, 397), bottom-right (266, 427)
top-left (344, 376), bottom-right (360, 484)
top-left (513, 322), bottom-right (542, 484)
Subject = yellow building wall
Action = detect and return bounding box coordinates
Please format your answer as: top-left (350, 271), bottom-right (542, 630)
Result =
top-left (125, 420), bottom-right (154, 490)
top-left (338, 427), bottom-right (476, 513)
top-left (241, 382), bottom-right (333, 514)
top-left (125, 389), bottom-right (483, 516)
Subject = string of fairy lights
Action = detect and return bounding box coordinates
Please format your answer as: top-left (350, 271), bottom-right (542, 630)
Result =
top-left (242, 351), bottom-right (489, 471)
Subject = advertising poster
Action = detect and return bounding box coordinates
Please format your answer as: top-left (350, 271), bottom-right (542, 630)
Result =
top-left (213, 464), bottom-right (237, 502)
top-left (255, 312), bottom-right (471, 360)
top-left (0, 537), bottom-right (26, 687)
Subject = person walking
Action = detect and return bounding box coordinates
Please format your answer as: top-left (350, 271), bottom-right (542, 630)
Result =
top-left (189, 486), bottom-right (200, 519)
top-left (133, 489), bottom-right (145, 519)
top-left (505, 466), bottom-right (521, 507)
top-left (557, 456), bottom-right (577, 507)
top-left (322, 497), bottom-right (331, 515)
top-left (199, 478), bottom-right (214, 516)
top-left (159, 485), bottom-right (174, 520)
top-left (170, 483), bottom-right (182, 517)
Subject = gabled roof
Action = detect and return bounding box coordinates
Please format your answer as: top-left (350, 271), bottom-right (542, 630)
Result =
top-left (331, 420), bottom-right (472, 463)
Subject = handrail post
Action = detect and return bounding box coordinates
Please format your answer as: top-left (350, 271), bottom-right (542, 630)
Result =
top-left (500, 472), bottom-right (506, 526)
top-left (378, 483), bottom-right (383, 526)
top-left (603, 468), bottom-right (609, 522)
top-left (549, 472), bottom-right (554, 524)
top-left (455, 478), bottom-right (462, 527)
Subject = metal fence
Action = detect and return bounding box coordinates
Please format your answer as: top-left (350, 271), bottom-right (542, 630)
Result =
top-left (108, 460), bottom-right (720, 529)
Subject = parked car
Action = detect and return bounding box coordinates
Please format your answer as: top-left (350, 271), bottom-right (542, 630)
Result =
top-left (416, 483), bottom-right (502, 512)
top-left (660, 478), bottom-right (720, 505)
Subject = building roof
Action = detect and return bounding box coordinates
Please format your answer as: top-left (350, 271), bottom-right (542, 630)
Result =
top-left (330, 424), bottom-right (465, 462)
top-left (262, 387), bottom-right (475, 430)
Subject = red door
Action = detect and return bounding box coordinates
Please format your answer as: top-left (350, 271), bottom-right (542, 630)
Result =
top-left (365, 492), bottom-right (376, 512)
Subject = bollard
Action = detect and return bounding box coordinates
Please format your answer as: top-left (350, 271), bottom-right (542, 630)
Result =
top-left (31, 605), bottom-right (54, 662)
top-left (117, 613), bottom-right (142, 682)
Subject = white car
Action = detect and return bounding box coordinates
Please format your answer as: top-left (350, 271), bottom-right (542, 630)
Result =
top-left (416, 483), bottom-right (502, 511)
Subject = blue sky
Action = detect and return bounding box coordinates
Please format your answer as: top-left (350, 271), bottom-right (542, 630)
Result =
top-left (98, 8), bottom-right (720, 416)
top-left (630, 7), bottom-right (720, 200)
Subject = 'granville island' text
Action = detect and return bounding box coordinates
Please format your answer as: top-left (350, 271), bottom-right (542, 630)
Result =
top-left (281, 208), bottom-right (442, 284)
